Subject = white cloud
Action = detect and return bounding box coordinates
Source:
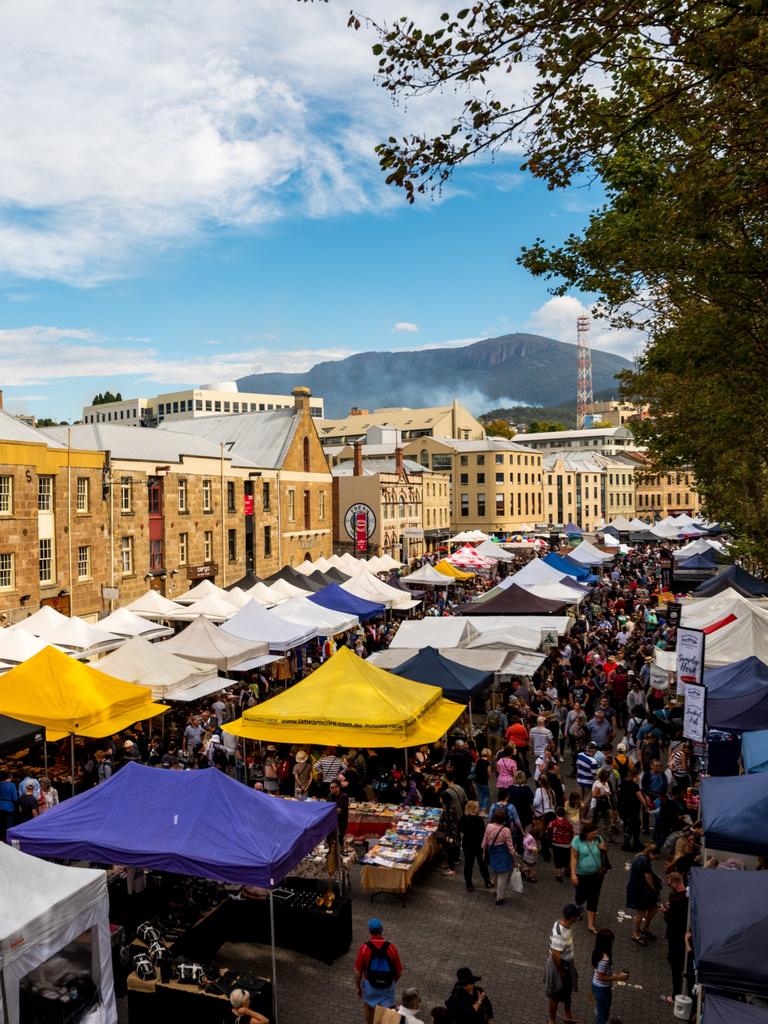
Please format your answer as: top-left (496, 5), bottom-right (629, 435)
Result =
top-left (0, 325), bottom-right (356, 385)
top-left (525, 296), bottom-right (647, 360)
top-left (0, 1), bottom-right (537, 285)
top-left (393, 322), bottom-right (419, 334)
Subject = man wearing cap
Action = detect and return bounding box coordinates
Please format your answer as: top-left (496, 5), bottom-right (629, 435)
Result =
top-left (354, 918), bottom-right (403, 1023)
top-left (544, 904), bottom-right (581, 1024)
top-left (445, 967), bottom-right (493, 1022)
top-left (18, 781), bottom-right (39, 823)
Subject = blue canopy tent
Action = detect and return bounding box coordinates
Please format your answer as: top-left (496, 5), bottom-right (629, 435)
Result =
top-left (308, 584), bottom-right (384, 621)
top-left (694, 564), bottom-right (768, 599)
top-left (690, 867), bottom-right (768, 998)
top-left (563, 522), bottom-right (582, 535)
top-left (543, 552), bottom-right (595, 581)
top-left (703, 656), bottom-right (768, 731)
top-left (742, 730), bottom-right (768, 773)
top-left (678, 552), bottom-right (718, 570)
top-left (389, 646), bottom-right (493, 705)
top-left (387, 571), bottom-right (425, 600)
top-left (701, 774), bottom-right (768, 855)
top-left (704, 994), bottom-right (768, 1024)
top-left (8, 761), bottom-right (336, 885)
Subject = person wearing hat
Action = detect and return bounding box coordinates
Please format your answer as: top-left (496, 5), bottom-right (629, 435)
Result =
top-left (293, 749), bottom-right (313, 799)
top-left (18, 781), bottom-right (39, 823)
top-left (544, 903), bottom-right (581, 1024)
top-left (445, 967), bottom-right (493, 1022)
top-left (354, 918), bottom-right (403, 1023)
top-left (122, 739), bottom-right (141, 764)
top-left (576, 742), bottom-right (599, 803)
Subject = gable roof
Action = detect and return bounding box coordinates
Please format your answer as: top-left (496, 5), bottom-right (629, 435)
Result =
top-left (43, 422), bottom-right (246, 465)
top-left (156, 409), bottom-right (300, 468)
top-left (0, 409), bottom-right (66, 447)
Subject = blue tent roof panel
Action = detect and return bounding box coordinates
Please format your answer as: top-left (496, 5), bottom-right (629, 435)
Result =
top-left (701, 774), bottom-right (768, 855)
top-left (308, 583), bottom-right (384, 621)
top-left (704, 994), bottom-right (768, 1024)
top-left (389, 646), bottom-right (493, 704)
top-left (543, 551), bottom-right (592, 580)
top-left (8, 761), bottom-right (336, 887)
top-left (704, 657), bottom-right (768, 731)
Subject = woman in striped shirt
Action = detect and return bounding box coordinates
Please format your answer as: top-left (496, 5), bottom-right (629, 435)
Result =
top-left (590, 929), bottom-right (628, 1024)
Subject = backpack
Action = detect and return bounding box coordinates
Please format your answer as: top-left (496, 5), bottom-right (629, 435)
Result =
top-left (487, 710), bottom-right (501, 730)
top-left (365, 940), bottom-right (395, 989)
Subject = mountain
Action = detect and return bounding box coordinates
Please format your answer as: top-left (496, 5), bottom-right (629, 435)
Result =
top-left (236, 333), bottom-right (632, 418)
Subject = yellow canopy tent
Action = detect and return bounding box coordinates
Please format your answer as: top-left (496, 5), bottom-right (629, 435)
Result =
top-left (434, 559), bottom-right (475, 580)
top-left (223, 646), bottom-right (463, 747)
top-left (0, 646), bottom-right (167, 740)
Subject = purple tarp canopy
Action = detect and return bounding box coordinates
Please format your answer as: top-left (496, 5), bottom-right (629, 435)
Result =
top-left (8, 761), bottom-right (336, 887)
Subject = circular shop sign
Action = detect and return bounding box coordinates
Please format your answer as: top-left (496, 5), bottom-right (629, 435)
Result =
top-left (344, 503), bottom-right (376, 540)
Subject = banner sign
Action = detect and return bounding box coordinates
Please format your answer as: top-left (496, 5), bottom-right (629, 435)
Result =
top-left (676, 626), bottom-right (705, 699)
top-left (355, 512), bottom-right (368, 554)
top-left (541, 627), bottom-right (559, 652)
top-left (683, 681), bottom-right (706, 742)
top-left (666, 602), bottom-right (682, 627)
top-left (344, 503), bottom-right (376, 541)
top-left (243, 494), bottom-right (254, 516)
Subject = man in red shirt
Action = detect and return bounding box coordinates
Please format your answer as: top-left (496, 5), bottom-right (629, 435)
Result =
top-left (505, 717), bottom-right (531, 777)
top-left (354, 918), bottom-right (403, 1023)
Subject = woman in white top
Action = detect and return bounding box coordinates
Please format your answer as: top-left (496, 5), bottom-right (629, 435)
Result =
top-left (38, 776), bottom-right (59, 812)
top-left (590, 768), bottom-right (613, 828)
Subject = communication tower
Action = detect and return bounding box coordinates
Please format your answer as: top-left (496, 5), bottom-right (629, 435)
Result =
top-left (576, 314), bottom-right (593, 428)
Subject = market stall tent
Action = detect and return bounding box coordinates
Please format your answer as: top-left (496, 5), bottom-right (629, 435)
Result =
top-left (223, 647), bottom-right (463, 747)
top-left (510, 558), bottom-right (569, 587)
top-left (165, 591), bottom-right (239, 622)
top-left (95, 636), bottom-right (224, 701)
top-left (0, 646), bottom-right (166, 740)
top-left (0, 715), bottom-right (41, 755)
top-left (44, 617), bottom-right (123, 655)
top-left (567, 540), bottom-right (614, 566)
top-left (11, 604), bottom-right (69, 636)
top-left (693, 564), bottom-right (768, 599)
top-left (700, 773), bottom-right (768, 855)
top-left (124, 589), bottom-right (185, 619)
top-left (0, 628), bottom-right (63, 664)
top-left (681, 591), bottom-right (768, 666)
top-left (704, 995), bottom-right (768, 1024)
top-left (268, 578), bottom-right (312, 602)
top-left (387, 617), bottom-right (479, 650)
top-left (174, 579), bottom-right (233, 605)
top-left (434, 559), bottom-right (475, 580)
top-left (474, 539), bottom-right (515, 562)
top-left (702, 656), bottom-right (768, 730)
top-left (399, 564), bottom-right (457, 586)
top-left (466, 614), bottom-right (571, 636)
top-left (0, 843), bottom-right (116, 1024)
top-left (464, 626), bottom-right (542, 652)
top-left (221, 599), bottom-right (317, 654)
top-left (543, 552), bottom-right (594, 580)
top-left (308, 583), bottom-right (385, 621)
top-left (271, 595), bottom-right (358, 636)
top-left (263, 565), bottom-right (320, 592)
top-left (8, 761), bottom-right (336, 888)
top-left (244, 581), bottom-right (279, 607)
top-left (340, 571), bottom-right (420, 610)
top-left (97, 607), bottom-right (173, 640)
top-left (388, 646), bottom-right (493, 704)
top-left (741, 730), bottom-right (768, 773)
top-left (459, 583), bottom-right (571, 616)
top-left (157, 615), bottom-right (268, 671)
top-left (690, 867), bottom-right (768, 998)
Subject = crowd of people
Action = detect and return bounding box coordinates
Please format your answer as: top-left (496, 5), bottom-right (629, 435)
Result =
top-left (0, 541), bottom-right (712, 1024)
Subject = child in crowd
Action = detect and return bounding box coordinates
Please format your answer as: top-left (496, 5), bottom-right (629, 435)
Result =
top-left (522, 825), bottom-right (539, 883)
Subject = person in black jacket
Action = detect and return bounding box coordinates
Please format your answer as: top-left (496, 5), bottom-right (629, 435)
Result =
top-left (445, 967), bottom-right (493, 1022)
top-left (663, 871), bottom-right (690, 1003)
top-left (458, 801), bottom-right (493, 892)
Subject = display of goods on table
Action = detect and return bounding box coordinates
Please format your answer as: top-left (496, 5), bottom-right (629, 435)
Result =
top-left (361, 807), bottom-right (441, 870)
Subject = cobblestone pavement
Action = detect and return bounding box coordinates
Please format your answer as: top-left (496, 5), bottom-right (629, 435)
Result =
top-left (117, 841), bottom-right (676, 1024)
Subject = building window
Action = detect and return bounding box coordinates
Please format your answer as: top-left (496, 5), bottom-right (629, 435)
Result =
top-left (204, 531), bottom-right (213, 562)
top-left (77, 545), bottom-right (90, 580)
top-left (460, 455), bottom-right (468, 466)
top-left (120, 477), bottom-right (132, 513)
top-left (205, 400), bottom-right (212, 411)
top-left (0, 553), bottom-right (14, 590)
top-left (178, 478), bottom-right (188, 512)
top-left (495, 473), bottom-right (504, 484)
top-left (318, 490), bottom-right (326, 520)
top-left (202, 479), bottom-right (212, 512)
top-left (39, 538), bottom-right (53, 583)
top-left (76, 477), bottom-right (90, 513)
top-left (477, 494), bottom-right (486, 517)
top-left (460, 494), bottom-right (469, 517)
top-left (227, 480), bottom-right (236, 513)
top-left (121, 536), bottom-right (133, 574)
top-left (262, 482), bottom-right (271, 510)
top-left (150, 539), bottom-right (164, 571)
top-left (223, 402), bottom-right (230, 413)
top-left (179, 532), bottom-right (188, 566)
top-left (398, 495), bottom-right (405, 518)
top-left (495, 454), bottom-right (503, 464)
top-left (476, 455), bottom-right (485, 465)
top-left (148, 477), bottom-right (162, 515)
top-left (214, 401), bottom-right (221, 412)
top-left (477, 473), bottom-right (485, 484)
top-left (0, 476), bottom-right (12, 515)
top-left (264, 525), bottom-right (272, 556)
top-left (495, 493), bottom-right (504, 515)
top-left (228, 528), bottom-right (237, 561)
top-left (303, 436), bottom-right (311, 473)
top-left (38, 475), bottom-right (53, 511)
top-left (287, 489), bottom-right (296, 521)
top-left (195, 399), bottom-right (203, 411)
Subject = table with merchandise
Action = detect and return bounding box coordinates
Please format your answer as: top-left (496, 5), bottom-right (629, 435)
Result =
top-left (360, 806), bottom-right (441, 900)
top-left (347, 800), bottom-right (400, 838)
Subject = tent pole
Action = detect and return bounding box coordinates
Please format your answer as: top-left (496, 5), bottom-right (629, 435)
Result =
top-left (43, 737), bottom-right (48, 775)
top-left (269, 887), bottom-right (279, 1024)
top-left (70, 733), bottom-right (75, 798)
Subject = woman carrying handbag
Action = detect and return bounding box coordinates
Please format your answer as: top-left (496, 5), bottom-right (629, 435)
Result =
top-left (482, 807), bottom-right (519, 905)
top-left (570, 820), bottom-right (609, 934)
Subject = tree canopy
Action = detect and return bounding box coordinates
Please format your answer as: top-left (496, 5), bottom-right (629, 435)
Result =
top-left (362, 1), bottom-right (768, 564)
top-left (92, 391), bottom-right (123, 406)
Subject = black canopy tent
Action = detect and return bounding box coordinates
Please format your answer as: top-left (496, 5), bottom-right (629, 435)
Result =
top-left (458, 583), bottom-right (570, 616)
top-left (693, 564), bottom-right (768, 599)
top-left (262, 565), bottom-right (323, 592)
top-left (388, 646), bottom-right (493, 705)
top-left (0, 714), bottom-right (42, 756)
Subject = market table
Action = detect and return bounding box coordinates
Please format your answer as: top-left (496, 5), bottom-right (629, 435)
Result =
top-left (359, 806), bottom-right (441, 902)
top-left (347, 801), bottom-right (399, 838)
top-left (360, 834), bottom-right (437, 899)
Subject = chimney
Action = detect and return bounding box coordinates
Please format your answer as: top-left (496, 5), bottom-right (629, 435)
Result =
top-left (349, 407), bottom-right (368, 416)
top-left (353, 440), bottom-right (363, 477)
top-left (292, 386), bottom-right (311, 414)
top-left (0, 390), bottom-right (4, 410)
top-left (395, 446), bottom-right (404, 477)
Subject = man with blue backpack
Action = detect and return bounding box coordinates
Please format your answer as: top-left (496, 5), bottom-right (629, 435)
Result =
top-left (354, 917), bottom-right (404, 1023)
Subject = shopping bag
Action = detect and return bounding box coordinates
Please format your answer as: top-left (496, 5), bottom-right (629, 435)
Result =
top-left (510, 867), bottom-right (524, 894)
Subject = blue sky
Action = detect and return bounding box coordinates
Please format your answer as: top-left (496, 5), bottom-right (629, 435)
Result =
top-left (0, 1), bottom-right (639, 422)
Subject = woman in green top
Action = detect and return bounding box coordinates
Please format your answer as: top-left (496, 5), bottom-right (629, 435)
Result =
top-left (570, 820), bottom-right (608, 934)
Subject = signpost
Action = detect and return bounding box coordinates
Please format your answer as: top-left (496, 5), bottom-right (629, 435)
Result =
top-left (344, 503), bottom-right (376, 557)
top-left (677, 626), bottom-right (706, 739)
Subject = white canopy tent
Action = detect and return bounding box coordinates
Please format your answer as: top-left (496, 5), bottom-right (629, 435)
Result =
top-left (465, 614), bottom-right (572, 637)
top-left (173, 579), bottom-right (233, 605)
top-left (386, 618), bottom-right (479, 650)
top-left (464, 626), bottom-right (542, 652)
top-left (271, 596), bottom-right (359, 636)
top-left (0, 629), bottom-right (64, 664)
top-left (400, 564), bottom-right (458, 586)
top-left (267, 579), bottom-right (310, 603)
top-left (11, 605), bottom-right (69, 637)
top-left (651, 519), bottom-right (683, 540)
top-left (627, 518), bottom-right (651, 531)
top-left (43, 618), bottom-right (124, 655)
top-left (157, 615), bottom-right (268, 671)
top-left (243, 582), bottom-right (278, 608)
top-left (522, 582), bottom-right (587, 605)
top-left (679, 589), bottom-right (768, 666)
top-left (224, 587), bottom-right (252, 609)
top-left (0, 843), bottom-right (116, 1024)
top-left (125, 590), bottom-right (185, 620)
top-left (601, 533), bottom-right (620, 548)
top-left (165, 591), bottom-right (239, 622)
top-left (375, 553), bottom-right (403, 571)
top-left (606, 515), bottom-right (633, 530)
top-left (474, 539), bottom-right (515, 562)
top-left (221, 599), bottom-right (318, 654)
top-left (95, 636), bottom-right (225, 701)
top-left (509, 558), bottom-right (567, 587)
top-left (567, 540), bottom-right (614, 566)
top-left (97, 607), bottom-right (173, 641)
top-left (341, 571), bottom-right (420, 610)
top-left (674, 538), bottom-right (725, 560)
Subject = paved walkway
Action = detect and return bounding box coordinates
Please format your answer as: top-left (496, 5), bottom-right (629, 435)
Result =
top-left (197, 845), bottom-right (675, 1024)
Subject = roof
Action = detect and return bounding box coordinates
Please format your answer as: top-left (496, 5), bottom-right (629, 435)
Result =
top-left (433, 436), bottom-right (538, 454)
top-left (514, 426), bottom-right (633, 442)
top-left (331, 457), bottom-right (425, 476)
top-left (43, 422), bottom-right (248, 465)
top-left (0, 408), bottom-right (65, 447)
top-left (318, 405), bottom-right (458, 437)
top-left (543, 451), bottom-right (607, 473)
top-left (156, 409), bottom-right (302, 469)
